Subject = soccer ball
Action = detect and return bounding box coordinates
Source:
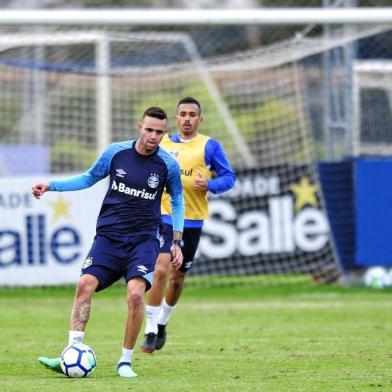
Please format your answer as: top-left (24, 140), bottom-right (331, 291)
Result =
top-left (60, 343), bottom-right (96, 377)
top-left (363, 266), bottom-right (392, 288)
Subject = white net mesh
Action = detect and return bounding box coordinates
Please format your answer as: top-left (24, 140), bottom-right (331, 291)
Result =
top-left (353, 60), bottom-right (392, 156)
top-left (1, 22), bottom-right (392, 286)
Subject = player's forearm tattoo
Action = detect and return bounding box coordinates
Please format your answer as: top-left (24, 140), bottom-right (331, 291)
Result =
top-left (71, 300), bottom-right (91, 330)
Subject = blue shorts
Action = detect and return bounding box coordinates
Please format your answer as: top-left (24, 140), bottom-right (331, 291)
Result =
top-left (81, 232), bottom-right (160, 292)
top-left (159, 223), bottom-right (202, 273)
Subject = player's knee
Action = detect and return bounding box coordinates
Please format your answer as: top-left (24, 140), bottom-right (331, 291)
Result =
top-left (127, 290), bottom-right (143, 309)
top-left (75, 275), bottom-right (97, 299)
top-left (154, 255), bottom-right (171, 275)
top-left (154, 264), bottom-right (169, 283)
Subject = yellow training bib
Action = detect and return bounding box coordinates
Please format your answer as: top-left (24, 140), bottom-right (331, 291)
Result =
top-left (161, 133), bottom-right (212, 220)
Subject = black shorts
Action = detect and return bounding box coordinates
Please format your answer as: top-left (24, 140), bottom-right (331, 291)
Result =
top-left (159, 223), bottom-right (202, 273)
top-left (82, 232), bottom-right (159, 292)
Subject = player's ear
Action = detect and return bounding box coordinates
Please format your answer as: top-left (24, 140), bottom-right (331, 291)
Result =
top-left (199, 115), bottom-right (204, 124)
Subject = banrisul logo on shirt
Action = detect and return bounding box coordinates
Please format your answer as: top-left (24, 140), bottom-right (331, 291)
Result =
top-left (111, 180), bottom-right (158, 200)
top-left (148, 173), bottom-right (160, 189)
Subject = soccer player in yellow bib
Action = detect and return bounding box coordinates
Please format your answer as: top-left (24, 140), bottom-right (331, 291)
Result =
top-left (141, 97), bottom-right (236, 353)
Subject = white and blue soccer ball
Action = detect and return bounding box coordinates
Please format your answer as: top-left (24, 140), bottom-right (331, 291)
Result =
top-left (363, 266), bottom-right (392, 288)
top-left (60, 343), bottom-right (96, 377)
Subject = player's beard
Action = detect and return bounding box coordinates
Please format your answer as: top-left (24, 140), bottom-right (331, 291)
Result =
top-left (137, 138), bottom-right (157, 155)
top-left (145, 139), bottom-right (157, 152)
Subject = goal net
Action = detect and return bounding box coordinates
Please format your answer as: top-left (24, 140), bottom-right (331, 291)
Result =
top-left (1, 21), bottom-right (390, 287)
top-left (353, 60), bottom-right (392, 156)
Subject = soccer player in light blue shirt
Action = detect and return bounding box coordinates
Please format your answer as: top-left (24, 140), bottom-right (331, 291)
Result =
top-left (32, 106), bottom-right (184, 378)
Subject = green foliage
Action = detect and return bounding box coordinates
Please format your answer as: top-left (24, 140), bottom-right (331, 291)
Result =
top-left (50, 139), bottom-right (97, 173)
top-left (134, 83), bottom-right (308, 164)
top-left (234, 98), bottom-right (302, 140)
top-left (133, 80), bottom-right (221, 137)
top-left (233, 97), bottom-right (309, 163)
top-left (0, 100), bottom-right (21, 141)
top-left (133, 80), bottom-right (243, 159)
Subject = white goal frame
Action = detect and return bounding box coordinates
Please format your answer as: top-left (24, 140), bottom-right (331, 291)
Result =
top-left (4, 7), bottom-right (391, 285)
top-left (0, 7), bottom-right (392, 156)
top-left (0, 30), bottom-right (256, 164)
top-left (0, 8), bottom-right (392, 25)
top-left (2, 8), bottom-right (392, 160)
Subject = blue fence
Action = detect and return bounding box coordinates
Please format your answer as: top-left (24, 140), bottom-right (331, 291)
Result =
top-left (319, 157), bottom-right (392, 270)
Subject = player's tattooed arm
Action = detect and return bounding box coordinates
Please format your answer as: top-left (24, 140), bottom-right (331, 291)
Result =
top-left (71, 300), bottom-right (91, 331)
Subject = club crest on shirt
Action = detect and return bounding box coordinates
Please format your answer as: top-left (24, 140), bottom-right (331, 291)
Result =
top-left (82, 256), bottom-right (93, 270)
top-left (159, 235), bottom-right (165, 248)
top-left (148, 173), bottom-right (160, 189)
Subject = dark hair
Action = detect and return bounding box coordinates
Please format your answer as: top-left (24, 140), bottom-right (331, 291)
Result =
top-left (177, 97), bottom-right (201, 115)
top-left (142, 106), bottom-right (167, 121)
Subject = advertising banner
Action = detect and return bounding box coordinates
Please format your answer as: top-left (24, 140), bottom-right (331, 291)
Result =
top-left (0, 176), bottom-right (106, 286)
top-left (191, 164), bottom-right (334, 276)
top-left (0, 165), bottom-right (334, 285)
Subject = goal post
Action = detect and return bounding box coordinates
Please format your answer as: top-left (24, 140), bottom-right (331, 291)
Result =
top-left (1, 9), bottom-right (392, 286)
top-left (0, 30), bottom-right (255, 164)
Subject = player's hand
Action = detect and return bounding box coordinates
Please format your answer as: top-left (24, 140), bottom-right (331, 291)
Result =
top-left (193, 171), bottom-right (208, 192)
top-left (170, 244), bottom-right (183, 270)
top-left (32, 182), bottom-right (50, 199)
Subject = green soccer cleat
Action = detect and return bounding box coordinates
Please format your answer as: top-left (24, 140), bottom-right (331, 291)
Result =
top-left (38, 356), bottom-right (63, 374)
top-left (117, 362), bottom-right (137, 378)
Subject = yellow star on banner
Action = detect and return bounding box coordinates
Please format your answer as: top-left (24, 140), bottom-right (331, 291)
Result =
top-left (48, 195), bottom-right (72, 223)
top-left (290, 177), bottom-right (318, 211)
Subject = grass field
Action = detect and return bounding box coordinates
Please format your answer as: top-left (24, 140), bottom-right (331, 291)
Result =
top-left (1, 281), bottom-right (392, 392)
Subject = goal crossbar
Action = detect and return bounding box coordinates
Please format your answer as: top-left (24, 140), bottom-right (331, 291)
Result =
top-left (1, 8), bottom-right (392, 26)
